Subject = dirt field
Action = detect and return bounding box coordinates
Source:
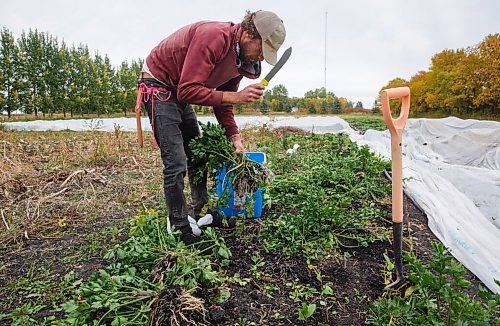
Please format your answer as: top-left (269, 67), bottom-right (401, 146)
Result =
top-left (0, 125), bottom-right (497, 325)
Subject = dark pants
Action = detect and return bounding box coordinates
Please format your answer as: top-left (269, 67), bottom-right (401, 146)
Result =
top-left (140, 78), bottom-right (208, 227)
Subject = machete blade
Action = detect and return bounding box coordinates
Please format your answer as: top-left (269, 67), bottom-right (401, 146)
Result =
top-left (261, 46), bottom-right (292, 86)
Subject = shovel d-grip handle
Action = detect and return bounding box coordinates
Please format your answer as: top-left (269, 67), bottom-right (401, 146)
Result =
top-left (381, 87), bottom-right (410, 137)
top-left (381, 87), bottom-right (410, 224)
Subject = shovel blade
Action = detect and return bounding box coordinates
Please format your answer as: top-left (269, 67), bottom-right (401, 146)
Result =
top-left (384, 222), bottom-right (405, 290)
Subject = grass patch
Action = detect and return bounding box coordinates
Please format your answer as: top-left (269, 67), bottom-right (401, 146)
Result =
top-left (343, 115), bottom-right (387, 134)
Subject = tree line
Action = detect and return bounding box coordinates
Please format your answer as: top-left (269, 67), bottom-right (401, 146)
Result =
top-left (0, 28), bottom-right (142, 118)
top-left (2, 29), bottom-right (498, 119)
top-left (1, 28), bottom-right (362, 119)
top-left (376, 34), bottom-right (499, 117)
top-left (238, 86), bottom-right (362, 114)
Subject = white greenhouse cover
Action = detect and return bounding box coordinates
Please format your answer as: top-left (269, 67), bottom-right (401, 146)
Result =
top-left (4, 116), bottom-right (499, 293)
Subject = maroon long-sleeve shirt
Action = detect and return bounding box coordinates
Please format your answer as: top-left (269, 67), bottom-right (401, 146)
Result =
top-left (146, 21), bottom-right (261, 137)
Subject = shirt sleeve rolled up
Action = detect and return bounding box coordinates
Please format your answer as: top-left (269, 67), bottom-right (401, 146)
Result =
top-left (214, 76), bottom-right (243, 138)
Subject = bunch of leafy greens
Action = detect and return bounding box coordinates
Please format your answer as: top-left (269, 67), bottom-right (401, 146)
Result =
top-left (189, 122), bottom-right (271, 199)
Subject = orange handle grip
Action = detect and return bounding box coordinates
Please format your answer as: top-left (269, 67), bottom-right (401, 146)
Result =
top-left (380, 87), bottom-right (410, 135)
top-left (382, 87), bottom-right (410, 100)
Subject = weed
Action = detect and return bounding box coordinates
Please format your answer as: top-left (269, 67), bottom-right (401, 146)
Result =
top-left (263, 283), bottom-right (279, 296)
top-left (353, 287), bottom-right (368, 303)
top-left (228, 273), bottom-right (251, 286)
top-left (250, 255), bottom-right (265, 279)
top-left (0, 302), bottom-right (46, 325)
top-left (258, 309), bottom-right (268, 323)
top-left (272, 311), bottom-right (286, 320)
top-left (286, 279), bottom-right (319, 302)
top-left (368, 241), bottom-right (497, 325)
top-left (113, 123), bottom-right (124, 149)
top-left (204, 227), bottom-right (232, 267)
top-left (297, 302), bottom-right (316, 321)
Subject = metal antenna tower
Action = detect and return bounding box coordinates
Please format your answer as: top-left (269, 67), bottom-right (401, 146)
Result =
top-left (324, 9), bottom-right (327, 89)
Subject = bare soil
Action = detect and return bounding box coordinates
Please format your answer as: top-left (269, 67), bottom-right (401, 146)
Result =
top-left (185, 195), bottom-right (487, 325)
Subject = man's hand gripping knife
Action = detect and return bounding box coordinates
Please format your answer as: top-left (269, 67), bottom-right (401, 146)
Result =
top-left (222, 83), bottom-right (265, 154)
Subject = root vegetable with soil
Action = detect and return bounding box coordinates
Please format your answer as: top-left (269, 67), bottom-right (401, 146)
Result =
top-left (189, 122), bottom-right (272, 203)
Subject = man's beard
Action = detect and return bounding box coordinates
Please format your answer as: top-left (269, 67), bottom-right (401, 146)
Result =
top-left (239, 49), bottom-right (257, 65)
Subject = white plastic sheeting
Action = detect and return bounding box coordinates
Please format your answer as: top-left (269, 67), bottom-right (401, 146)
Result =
top-left (2, 116), bottom-right (321, 132)
top-left (4, 116), bottom-right (499, 293)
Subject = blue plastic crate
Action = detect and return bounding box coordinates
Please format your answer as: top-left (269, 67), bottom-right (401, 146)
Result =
top-left (216, 152), bottom-right (266, 218)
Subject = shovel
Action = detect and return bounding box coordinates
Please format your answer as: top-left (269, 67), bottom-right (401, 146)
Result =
top-left (380, 86), bottom-right (410, 290)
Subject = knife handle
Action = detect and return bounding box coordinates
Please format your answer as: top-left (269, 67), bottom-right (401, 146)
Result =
top-left (260, 79), bottom-right (269, 86)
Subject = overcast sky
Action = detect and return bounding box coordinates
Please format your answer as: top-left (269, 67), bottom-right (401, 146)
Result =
top-left (1, 0), bottom-right (499, 108)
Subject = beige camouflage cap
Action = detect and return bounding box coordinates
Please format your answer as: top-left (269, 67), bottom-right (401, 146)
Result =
top-left (253, 10), bottom-right (286, 65)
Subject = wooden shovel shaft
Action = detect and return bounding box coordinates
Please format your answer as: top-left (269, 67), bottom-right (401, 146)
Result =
top-left (391, 134), bottom-right (404, 223)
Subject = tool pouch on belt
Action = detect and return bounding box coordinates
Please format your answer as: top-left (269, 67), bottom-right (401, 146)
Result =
top-left (134, 82), bottom-right (172, 147)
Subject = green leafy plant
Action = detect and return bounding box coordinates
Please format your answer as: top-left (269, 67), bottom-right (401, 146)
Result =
top-left (259, 133), bottom-right (391, 257)
top-left (0, 302), bottom-right (46, 325)
top-left (204, 227), bottom-right (232, 267)
top-left (287, 279), bottom-right (319, 303)
top-left (298, 302), bottom-right (316, 321)
top-left (250, 255), bottom-right (266, 280)
top-left (344, 116), bottom-right (387, 134)
top-left (228, 272), bottom-right (251, 286)
top-left (59, 210), bottom-right (226, 325)
top-left (189, 121), bottom-right (235, 185)
top-left (208, 286), bottom-right (231, 306)
top-left (189, 122), bottom-right (272, 208)
top-left (368, 241), bottom-right (497, 325)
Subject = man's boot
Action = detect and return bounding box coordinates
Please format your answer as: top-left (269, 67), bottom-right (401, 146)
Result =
top-left (205, 208), bottom-right (236, 230)
top-left (178, 224), bottom-right (201, 245)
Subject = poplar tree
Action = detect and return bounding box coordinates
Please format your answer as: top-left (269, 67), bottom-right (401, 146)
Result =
top-left (0, 28), bottom-right (23, 117)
